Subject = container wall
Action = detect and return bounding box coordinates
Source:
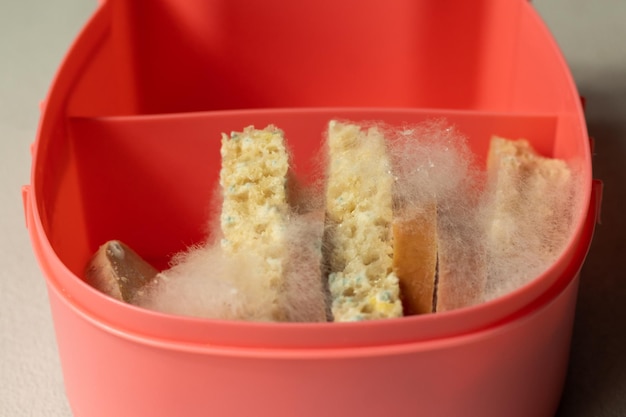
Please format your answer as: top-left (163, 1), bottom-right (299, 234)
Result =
top-left (46, 261), bottom-right (580, 417)
top-left (63, 0), bottom-right (542, 116)
top-left (57, 0), bottom-right (585, 119)
top-left (509, 6), bottom-right (583, 114)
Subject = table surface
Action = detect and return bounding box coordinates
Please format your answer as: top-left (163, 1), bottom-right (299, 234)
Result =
top-left (1, 1), bottom-right (625, 416)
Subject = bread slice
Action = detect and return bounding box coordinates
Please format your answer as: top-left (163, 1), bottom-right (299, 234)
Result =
top-left (486, 136), bottom-right (572, 260)
top-left (475, 136), bottom-right (574, 302)
top-left (324, 121), bottom-right (403, 321)
top-left (392, 203), bottom-right (438, 315)
top-left (219, 125), bottom-right (291, 319)
top-left (85, 240), bottom-right (158, 303)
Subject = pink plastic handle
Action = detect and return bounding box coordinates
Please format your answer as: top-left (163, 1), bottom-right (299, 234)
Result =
top-left (592, 179), bottom-right (603, 225)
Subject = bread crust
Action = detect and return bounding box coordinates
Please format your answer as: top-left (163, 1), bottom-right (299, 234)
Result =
top-left (85, 240), bottom-right (158, 303)
top-left (392, 204), bottom-right (438, 315)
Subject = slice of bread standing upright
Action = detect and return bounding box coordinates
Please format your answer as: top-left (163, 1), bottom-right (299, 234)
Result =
top-left (219, 125), bottom-right (291, 320)
top-left (482, 136), bottom-right (573, 300)
top-left (486, 136), bottom-right (573, 261)
top-left (324, 121), bottom-right (403, 321)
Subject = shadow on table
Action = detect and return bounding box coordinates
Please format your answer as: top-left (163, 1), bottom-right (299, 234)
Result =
top-left (556, 87), bottom-right (626, 416)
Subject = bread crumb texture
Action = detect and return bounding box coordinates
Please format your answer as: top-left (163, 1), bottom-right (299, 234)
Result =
top-left (325, 121), bottom-right (403, 321)
top-left (220, 125), bottom-right (289, 287)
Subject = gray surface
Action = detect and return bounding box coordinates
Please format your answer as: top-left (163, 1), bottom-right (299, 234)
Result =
top-left (1, 1), bottom-right (624, 416)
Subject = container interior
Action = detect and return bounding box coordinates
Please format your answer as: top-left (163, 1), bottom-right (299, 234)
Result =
top-left (31, 0), bottom-right (592, 336)
top-left (46, 109), bottom-right (563, 278)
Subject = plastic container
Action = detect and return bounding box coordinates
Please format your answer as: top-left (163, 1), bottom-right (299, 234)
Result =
top-left (22, 1), bottom-right (600, 416)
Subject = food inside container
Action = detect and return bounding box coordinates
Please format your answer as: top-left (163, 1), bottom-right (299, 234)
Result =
top-left (84, 118), bottom-right (583, 322)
